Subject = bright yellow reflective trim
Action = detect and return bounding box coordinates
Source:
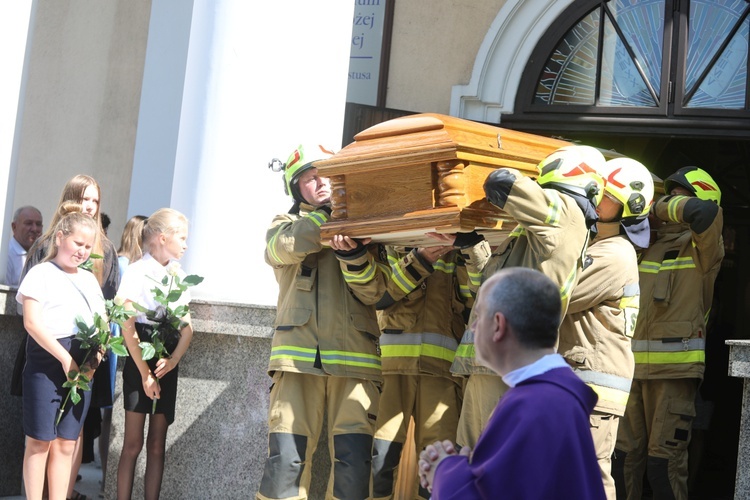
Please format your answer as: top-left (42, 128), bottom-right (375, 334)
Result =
top-left (270, 345), bottom-right (317, 362)
top-left (559, 266), bottom-right (577, 305)
top-left (307, 212), bottom-right (326, 227)
top-left (662, 257), bottom-right (695, 270)
top-left (468, 271), bottom-right (482, 286)
top-left (272, 345), bottom-right (317, 354)
top-left (320, 349), bottom-right (381, 361)
top-left (667, 196), bottom-right (682, 222)
top-left (433, 259), bottom-right (456, 274)
top-left (619, 295), bottom-right (640, 309)
top-left (270, 354), bottom-right (314, 362)
top-left (509, 226), bottom-right (525, 238)
top-left (342, 264), bottom-right (376, 284)
top-left (639, 261), bottom-right (660, 274)
top-left (380, 344), bottom-right (421, 357)
top-left (390, 265), bottom-right (415, 294)
top-left (380, 344), bottom-right (456, 363)
top-left (455, 344), bottom-right (475, 359)
top-left (322, 358), bottom-right (381, 368)
top-left (633, 351), bottom-right (705, 364)
top-left (638, 257), bottom-right (695, 274)
top-left (421, 344), bottom-right (456, 362)
top-left (544, 193), bottom-right (561, 225)
top-left (320, 349), bottom-right (381, 368)
top-left (267, 233), bottom-right (282, 264)
top-left (586, 383), bottom-right (630, 407)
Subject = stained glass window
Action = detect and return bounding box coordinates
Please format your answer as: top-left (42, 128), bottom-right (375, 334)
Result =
top-left (600, 1), bottom-right (664, 106)
top-left (535, 10), bottom-right (600, 105)
top-left (533, 0), bottom-right (750, 112)
top-left (535, 0), bottom-right (665, 107)
top-left (684, 0), bottom-right (748, 109)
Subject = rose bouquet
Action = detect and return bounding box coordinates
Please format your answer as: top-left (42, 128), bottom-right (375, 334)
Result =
top-left (56, 298), bottom-right (134, 426)
top-left (131, 262), bottom-right (203, 412)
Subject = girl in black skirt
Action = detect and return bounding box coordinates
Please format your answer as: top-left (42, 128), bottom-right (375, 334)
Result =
top-left (116, 208), bottom-right (194, 500)
top-left (17, 208), bottom-right (106, 500)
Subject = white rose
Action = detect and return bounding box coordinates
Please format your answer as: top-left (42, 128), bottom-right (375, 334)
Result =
top-left (114, 296), bottom-right (125, 307)
top-left (166, 261), bottom-right (181, 277)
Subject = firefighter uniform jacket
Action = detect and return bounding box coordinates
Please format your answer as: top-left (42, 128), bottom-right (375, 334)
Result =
top-left (634, 195), bottom-right (724, 380)
top-left (452, 171), bottom-right (590, 376)
top-left (377, 247), bottom-right (473, 377)
top-left (558, 222), bottom-right (639, 416)
top-left (265, 203), bottom-right (388, 382)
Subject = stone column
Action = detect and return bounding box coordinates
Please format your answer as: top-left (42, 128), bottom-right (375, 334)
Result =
top-left (0, 0), bottom-right (33, 285)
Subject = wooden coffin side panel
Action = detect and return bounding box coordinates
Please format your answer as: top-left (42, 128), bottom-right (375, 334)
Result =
top-left (333, 163), bottom-right (435, 220)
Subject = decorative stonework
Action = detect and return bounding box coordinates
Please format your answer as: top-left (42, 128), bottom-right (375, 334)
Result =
top-left (450, 0), bottom-right (574, 122)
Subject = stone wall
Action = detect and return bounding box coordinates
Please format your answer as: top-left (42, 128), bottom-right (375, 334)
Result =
top-left (0, 290), bottom-right (333, 498)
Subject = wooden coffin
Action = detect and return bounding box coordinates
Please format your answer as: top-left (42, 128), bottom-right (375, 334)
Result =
top-left (315, 113), bottom-right (571, 247)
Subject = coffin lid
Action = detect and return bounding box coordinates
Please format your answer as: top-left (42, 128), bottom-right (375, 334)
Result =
top-left (315, 113), bottom-right (572, 176)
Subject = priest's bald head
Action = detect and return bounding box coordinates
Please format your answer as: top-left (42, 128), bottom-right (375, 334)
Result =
top-left (471, 267), bottom-right (562, 376)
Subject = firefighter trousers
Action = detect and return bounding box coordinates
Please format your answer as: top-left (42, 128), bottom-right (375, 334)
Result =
top-left (590, 410), bottom-right (620, 500)
top-left (256, 371), bottom-right (380, 500)
top-left (455, 373), bottom-right (509, 449)
top-left (614, 378), bottom-right (698, 500)
top-left (371, 373), bottom-right (461, 500)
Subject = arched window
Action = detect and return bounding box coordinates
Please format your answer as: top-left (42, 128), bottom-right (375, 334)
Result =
top-left (506, 0), bottom-right (750, 137)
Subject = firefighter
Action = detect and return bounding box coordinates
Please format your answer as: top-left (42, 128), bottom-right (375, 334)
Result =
top-left (259, 144), bottom-right (388, 500)
top-left (370, 244), bottom-right (473, 500)
top-left (558, 157), bottom-right (654, 500)
top-left (448, 145), bottom-right (607, 448)
top-left (613, 167), bottom-right (724, 500)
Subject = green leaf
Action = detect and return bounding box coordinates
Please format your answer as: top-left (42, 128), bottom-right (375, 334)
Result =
top-left (183, 275), bottom-right (204, 286)
top-left (62, 380), bottom-right (76, 389)
top-left (110, 343), bottom-right (129, 357)
top-left (161, 275), bottom-right (170, 286)
top-left (172, 305), bottom-right (188, 318)
top-left (70, 390), bottom-right (81, 405)
top-left (139, 342), bottom-right (156, 361)
top-left (75, 315), bottom-right (89, 331)
top-left (89, 253), bottom-right (103, 260)
top-left (166, 290), bottom-right (182, 302)
top-left (131, 302), bottom-right (153, 314)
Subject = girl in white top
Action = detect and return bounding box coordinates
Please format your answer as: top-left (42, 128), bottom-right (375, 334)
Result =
top-left (116, 208), bottom-right (194, 500)
top-left (17, 207), bottom-right (106, 500)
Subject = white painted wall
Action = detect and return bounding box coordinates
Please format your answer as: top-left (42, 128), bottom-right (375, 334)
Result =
top-left (130, 0), bottom-right (356, 304)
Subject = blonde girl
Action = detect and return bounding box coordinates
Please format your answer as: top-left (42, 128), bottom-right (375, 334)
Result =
top-left (116, 208), bottom-right (194, 499)
top-left (18, 206), bottom-right (106, 500)
top-left (21, 175), bottom-right (120, 500)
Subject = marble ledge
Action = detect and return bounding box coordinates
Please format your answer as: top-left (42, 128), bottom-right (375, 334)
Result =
top-left (727, 340), bottom-right (750, 378)
top-left (0, 285), bottom-right (276, 339)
